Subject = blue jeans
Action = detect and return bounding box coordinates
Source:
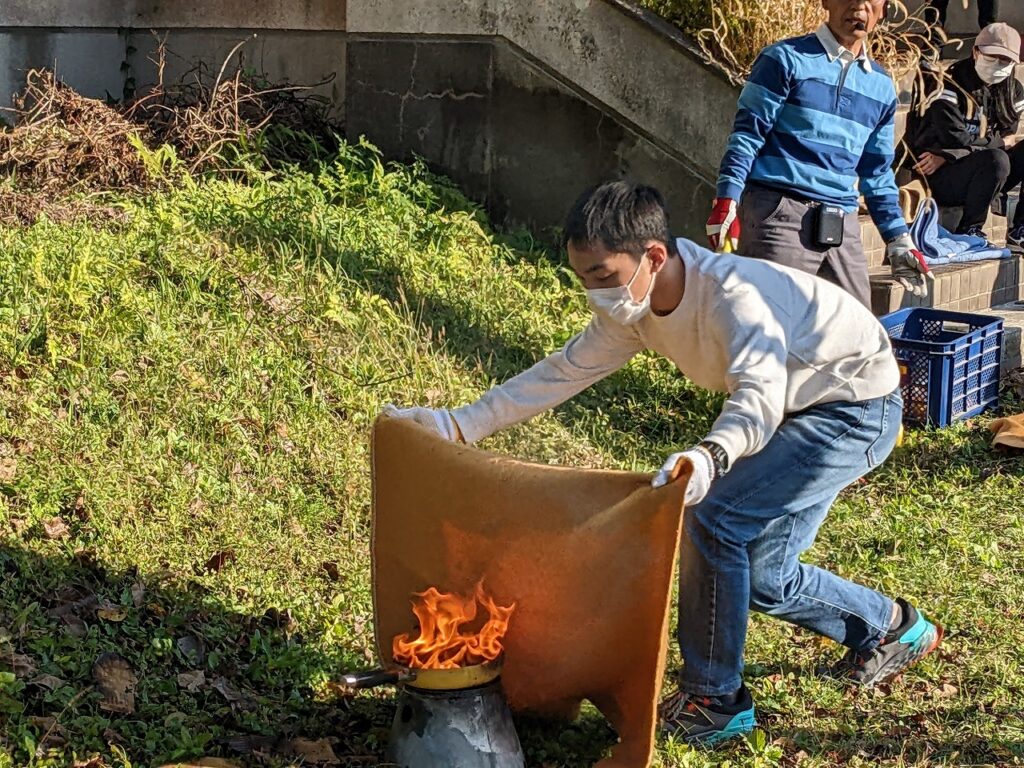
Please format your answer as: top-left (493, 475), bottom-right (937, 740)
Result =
top-left (677, 391), bottom-right (902, 696)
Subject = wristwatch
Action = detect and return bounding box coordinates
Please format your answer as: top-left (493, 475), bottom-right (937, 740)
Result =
top-left (699, 440), bottom-right (730, 478)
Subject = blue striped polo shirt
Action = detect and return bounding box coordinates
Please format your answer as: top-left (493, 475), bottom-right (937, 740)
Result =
top-left (717, 25), bottom-right (908, 241)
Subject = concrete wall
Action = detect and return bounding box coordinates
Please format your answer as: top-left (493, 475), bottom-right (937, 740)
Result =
top-left (344, 36), bottom-right (714, 235)
top-left (0, 0), bottom-right (735, 238)
top-left (906, 0), bottom-right (1024, 35)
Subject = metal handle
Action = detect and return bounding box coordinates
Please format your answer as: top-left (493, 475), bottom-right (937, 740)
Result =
top-left (341, 668), bottom-right (415, 689)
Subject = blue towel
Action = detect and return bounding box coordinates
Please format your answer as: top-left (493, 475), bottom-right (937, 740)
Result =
top-left (909, 198), bottom-right (1011, 265)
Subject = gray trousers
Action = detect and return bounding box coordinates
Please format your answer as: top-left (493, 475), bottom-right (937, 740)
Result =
top-left (737, 184), bottom-right (871, 309)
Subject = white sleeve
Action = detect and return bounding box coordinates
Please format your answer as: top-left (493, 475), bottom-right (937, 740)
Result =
top-left (703, 287), bottom-right (789, 464)
top-left (452, 313), bottom-right (644, 443)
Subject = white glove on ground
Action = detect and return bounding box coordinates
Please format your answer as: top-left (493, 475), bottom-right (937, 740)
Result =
top-left (886, 233), bottom-right (934, 298)
top-left (650, 446), bottom-right (715, 506)
top-left (382, 404), bottom-right (462, 441)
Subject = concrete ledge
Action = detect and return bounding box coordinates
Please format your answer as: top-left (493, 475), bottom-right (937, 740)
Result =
top-left (0, 0), bottom-right (347, 30)
top-left (988, 301), bottom-right (1024, 373)
top-left (871, 254), bottom-right (1024, 316)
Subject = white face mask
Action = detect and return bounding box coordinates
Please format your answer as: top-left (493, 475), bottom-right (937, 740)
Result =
top-left (976, 53), bottom-right (1015, 85)
top-left (586, 254), bottom-right (656, 326)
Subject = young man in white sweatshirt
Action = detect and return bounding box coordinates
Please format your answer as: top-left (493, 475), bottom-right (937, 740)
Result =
top-left (385, 181), bottom-right (942, 746)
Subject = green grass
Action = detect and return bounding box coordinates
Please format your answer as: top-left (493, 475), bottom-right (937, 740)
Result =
top-left (1, 139), bottom-right (1022, 767)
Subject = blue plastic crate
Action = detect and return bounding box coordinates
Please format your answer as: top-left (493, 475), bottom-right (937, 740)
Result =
top-left (880, 308), bottom-right (1003, 427)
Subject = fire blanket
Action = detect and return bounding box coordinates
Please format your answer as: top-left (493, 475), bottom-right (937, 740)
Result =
top-left (371, 414), bottom-right (690, 768)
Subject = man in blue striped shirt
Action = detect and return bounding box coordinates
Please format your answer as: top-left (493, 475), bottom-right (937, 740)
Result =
top-left (706, 0), bottom-right (933, 307)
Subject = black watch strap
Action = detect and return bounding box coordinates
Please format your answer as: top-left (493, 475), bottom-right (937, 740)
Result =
top-left (699, 440), bottom-right (730, 478)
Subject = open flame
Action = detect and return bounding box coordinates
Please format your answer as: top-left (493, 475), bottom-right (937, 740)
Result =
top-left (392, 581), bottom-right (515, 670)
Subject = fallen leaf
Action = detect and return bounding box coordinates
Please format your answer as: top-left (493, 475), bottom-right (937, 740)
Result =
top-left (177, 670), bottom-right (206, 692)
top-left (42, 516), bottom-right (69, 539)
top-left (322, 680), bottom-right (358, 699)
top-left (48, 592), bottom-right (98, 619)
top-left (69, 493), bottom-right (89, 524)
top-left (97, 604), bottom-right (128, 622)
top-left (62, 615), bottom-right (88, 638)
top-left (203, 550), bottom-right (236, 573)
top-left (72, 757), bottom-right (107, 768)
top-left (286, 738), bottom-right (339, 765)
top-left (1, 652), bottom-right (36, 677)
top-left (31, 715), bottom-right (68, 749)
top-left (320, 561), bottom-right (342, 582)
top-left (102, 727), bottom-right (125, 745)
top-left (933, 682), bottom-right (959, 699)
top-left (176, 635), bottom-right (206, 665)
top-left (109, 370), bottom-right (130, 386)
top-left (159, 759), bottom-right (241, 768)
top-left (29, 714), bottom-right (57, 729)
top-left (130, 580), bottom-right (145, 608)
top-left (262, 607), bottom-right (297, 632)
top-left (223, 733), bottom-right (277, 756)
top-left (93, 652), bottom-right (137, 714)
top-left (0, 456), bottom-right (16, 482)
top-left (30, 674), bottom-right (66, 690)
top-left (211, 676), bottom-right (254, 710)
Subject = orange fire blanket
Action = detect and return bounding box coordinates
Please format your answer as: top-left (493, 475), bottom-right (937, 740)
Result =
top-left (990, 413), bottom-right (1024, 450)
top-left (371, 415), bottom-right (690, 767)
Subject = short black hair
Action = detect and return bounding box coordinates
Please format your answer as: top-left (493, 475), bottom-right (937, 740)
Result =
top-left (563, 181), bottom-right (673, 256)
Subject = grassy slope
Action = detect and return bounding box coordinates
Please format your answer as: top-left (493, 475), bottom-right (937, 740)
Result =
top-left (0, 143), bottom-right (1022, 767)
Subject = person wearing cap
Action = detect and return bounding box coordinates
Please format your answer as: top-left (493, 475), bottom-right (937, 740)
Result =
top-left (905, 22), bottom-right (1024, 244)
top-left (707, 0), bottom-right (933, 307)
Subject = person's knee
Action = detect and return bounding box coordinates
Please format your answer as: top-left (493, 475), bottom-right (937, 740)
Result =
top-left (749, 572), bottom-right (785, 613)
top-left (981, 148), bottom-right (1011, 182)
top-left (749, 563), bottom-right (798, 614)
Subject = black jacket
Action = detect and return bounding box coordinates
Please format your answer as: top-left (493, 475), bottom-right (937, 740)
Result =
top-left (905, 58), bottom-right (1024, 163)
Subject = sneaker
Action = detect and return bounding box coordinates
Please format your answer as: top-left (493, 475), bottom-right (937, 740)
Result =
top-left (659, 684), bottom-right (756, 747)
top-left (1008, 225), bottom-right (1024, 249)
top-left (960, 225), bottom-right (989, 240)
top-left (833, 598), bottom-right (943, 688)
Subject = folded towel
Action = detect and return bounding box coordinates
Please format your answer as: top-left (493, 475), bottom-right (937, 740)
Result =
top-left (910, 198), bottom-right (1011, 265)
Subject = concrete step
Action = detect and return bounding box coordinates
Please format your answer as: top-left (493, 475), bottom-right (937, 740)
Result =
top-left (988, 301), bottom-right (1024, 373)
top-left (870, 252), bottom-right (1024, 316)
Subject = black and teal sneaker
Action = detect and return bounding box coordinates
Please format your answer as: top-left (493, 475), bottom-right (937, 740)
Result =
top-left (834, 598), bottom-right (943, 688)
top-left (659, 685), bottom-right (756, 747)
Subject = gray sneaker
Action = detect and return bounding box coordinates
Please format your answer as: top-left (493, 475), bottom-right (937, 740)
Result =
top-left (1008, 225), bottom-right (1024, 249)
top-left (833, 598), bottom-right (943, 688)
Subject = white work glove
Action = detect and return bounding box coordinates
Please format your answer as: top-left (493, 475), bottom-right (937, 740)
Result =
top-left (885, 233), bottom-right (934, 298)
top-left (382, 404), bottom-right (462, 441)
top-left (650, 447), bottom-right (715, 506)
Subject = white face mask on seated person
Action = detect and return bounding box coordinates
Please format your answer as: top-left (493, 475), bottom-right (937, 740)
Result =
top-left (586, 252), bottom-right (657, 326)
top-left (975, 52), bottom-right (1015, 85)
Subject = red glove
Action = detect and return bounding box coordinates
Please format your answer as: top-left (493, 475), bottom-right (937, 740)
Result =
top-left (706, 198), bottom-right (740, 252)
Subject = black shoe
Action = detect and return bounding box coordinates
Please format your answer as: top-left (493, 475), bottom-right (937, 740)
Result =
top-left (1008, 225), bottom-right (1024, 249)
top-left (658, 685), bottom-right (756, 747)
top-left (832, 598), bottom-right (943, 688)
top-left (960, 225), bottom-right (990, 241)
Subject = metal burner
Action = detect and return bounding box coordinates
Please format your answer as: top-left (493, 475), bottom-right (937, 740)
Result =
top-left (388, 678), bottom-right (525, 768)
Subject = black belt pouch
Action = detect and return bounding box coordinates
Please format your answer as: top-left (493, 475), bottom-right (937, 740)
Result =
top-left (815, 204), bottom-right (845, 247)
